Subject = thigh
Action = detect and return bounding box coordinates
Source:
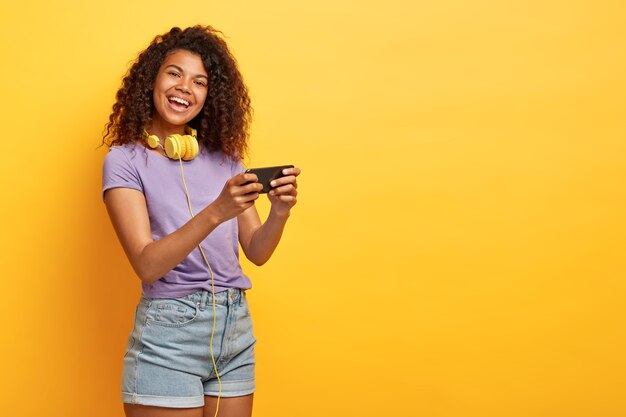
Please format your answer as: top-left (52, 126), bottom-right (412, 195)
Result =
top-left (124, 404), bottom-right (203, 417)
top-left (203, 394), bottom-right (253, 417)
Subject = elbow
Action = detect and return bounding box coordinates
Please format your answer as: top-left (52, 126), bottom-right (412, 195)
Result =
top-left (251, 258), bottom-right (268, 267)
top-left (133, 264), bottom-right (161, 285)
top-left (245, 252), bottom-right (269, 267)
top-left (130, 243), bottom-right (163, 285)
top-left (139, 276), bottom-right (159, 285)
top-left (242, 246), bottom-right (270, 267)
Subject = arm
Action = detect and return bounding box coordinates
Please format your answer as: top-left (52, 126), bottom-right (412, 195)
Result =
top-left (104, 172), bottom-right (263, 284)
top-left (238, 167), bottom-right (301, 266)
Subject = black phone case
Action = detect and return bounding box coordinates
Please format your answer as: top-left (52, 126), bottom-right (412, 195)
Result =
top-left (245, 165), bottom-right (294, 193)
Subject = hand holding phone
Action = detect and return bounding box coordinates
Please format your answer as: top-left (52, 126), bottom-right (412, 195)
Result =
top-left (244, 165), bottom-right (294, 193)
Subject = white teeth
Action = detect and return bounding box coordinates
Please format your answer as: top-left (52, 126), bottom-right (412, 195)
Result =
top-left (169, 96), bottom-right (190, 106)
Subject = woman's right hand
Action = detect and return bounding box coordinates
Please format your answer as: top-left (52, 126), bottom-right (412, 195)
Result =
top-left (211, 173), bottom-right (263, 223)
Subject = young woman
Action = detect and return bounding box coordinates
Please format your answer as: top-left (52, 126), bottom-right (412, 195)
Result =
top-left (102, 26), bottom-right (300, 417)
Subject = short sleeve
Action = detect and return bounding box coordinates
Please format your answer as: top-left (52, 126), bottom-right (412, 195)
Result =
top-left (102, 147), bottom-right (143, 200)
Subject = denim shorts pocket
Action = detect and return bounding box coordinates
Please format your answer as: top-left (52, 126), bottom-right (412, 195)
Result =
top-left (145, 298), bottom-right (198, 327)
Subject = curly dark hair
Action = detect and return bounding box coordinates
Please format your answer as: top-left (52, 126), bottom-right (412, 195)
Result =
top-left (103, 25), bottom-right (252, 160)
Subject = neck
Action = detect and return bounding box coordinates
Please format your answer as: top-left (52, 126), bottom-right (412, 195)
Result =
top-left (148, 119), bottom-right (186, 139)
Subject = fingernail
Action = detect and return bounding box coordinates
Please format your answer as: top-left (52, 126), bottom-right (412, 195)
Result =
top-left (270, 181), bottom-right (276, 187)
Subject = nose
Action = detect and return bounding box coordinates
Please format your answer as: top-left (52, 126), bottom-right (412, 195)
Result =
top-left (175, 77), bottom-right (192, 94)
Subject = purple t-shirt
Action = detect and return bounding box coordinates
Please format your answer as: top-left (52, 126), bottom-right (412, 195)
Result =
top-left (102, 143), bottom-right (252, 297)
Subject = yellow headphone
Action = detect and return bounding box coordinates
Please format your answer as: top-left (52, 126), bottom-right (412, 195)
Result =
top-left (143, 126), bottom-right (199, 161)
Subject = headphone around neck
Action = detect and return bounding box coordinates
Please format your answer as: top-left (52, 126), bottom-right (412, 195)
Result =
top-left (143, 126), bottom-right (199, 161)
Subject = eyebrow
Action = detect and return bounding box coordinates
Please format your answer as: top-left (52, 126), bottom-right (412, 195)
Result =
top-left (166, 64), bottom-right (209, 80)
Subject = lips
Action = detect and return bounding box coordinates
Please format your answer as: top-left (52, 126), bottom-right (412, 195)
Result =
top-left (167, 95), bottom-right (191, 111)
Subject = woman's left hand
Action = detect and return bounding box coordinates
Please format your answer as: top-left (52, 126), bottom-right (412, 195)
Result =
top-left (268, 167), bottom-right (301, 217)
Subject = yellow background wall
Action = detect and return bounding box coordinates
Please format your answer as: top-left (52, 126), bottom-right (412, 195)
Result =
top-left (1, 1), bottom-right (625, 416)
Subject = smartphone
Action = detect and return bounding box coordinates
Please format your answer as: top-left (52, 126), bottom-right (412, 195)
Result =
top-left (244, 165), bottom-right (294, 193)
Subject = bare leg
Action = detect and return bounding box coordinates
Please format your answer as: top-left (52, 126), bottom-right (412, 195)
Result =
top-left (124, 404), bottom-right (203, 417)
top-left (203, 394), bottom-right (254, 417)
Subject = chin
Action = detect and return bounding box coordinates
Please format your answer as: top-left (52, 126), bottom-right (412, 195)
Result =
top-left (158, 109), bottom-right (201, 127)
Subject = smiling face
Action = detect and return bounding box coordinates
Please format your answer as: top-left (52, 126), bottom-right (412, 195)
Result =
top-left (150, 49), bottom-right (209, 136)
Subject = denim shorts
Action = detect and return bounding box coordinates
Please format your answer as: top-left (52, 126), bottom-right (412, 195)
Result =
top-left (122, 288), bottom-right (256, 408)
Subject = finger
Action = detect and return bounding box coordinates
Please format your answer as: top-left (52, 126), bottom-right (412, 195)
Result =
top-left (270, 175), bottom-right (296, 188)
top-left (233, 173), bottom-right (258, 186)
top-left (237, 192), bottom-right (260, 204)
top-left (239, 182), bottom-right (263, 195)
top-left (281, 167), bottom-right (301, 177)
top-left (277, 195), bottom-right (297, 204)
top-left (269, 184), bottom-right (297, 196)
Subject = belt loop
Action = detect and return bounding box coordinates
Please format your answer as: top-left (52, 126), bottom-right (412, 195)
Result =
top-left (228, 288), bottom-right (239, 306)
top-left (199, 290), bottom-right (208, 311)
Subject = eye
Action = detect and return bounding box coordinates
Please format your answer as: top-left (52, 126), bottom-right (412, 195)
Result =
top-left (194, 80), bottom-right (207, 87)
top-left (168, 71), bottom-right (181, 78)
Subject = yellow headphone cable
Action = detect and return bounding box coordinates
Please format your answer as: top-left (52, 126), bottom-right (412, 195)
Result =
top-left (177, 156), bottom-right (223, 417)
